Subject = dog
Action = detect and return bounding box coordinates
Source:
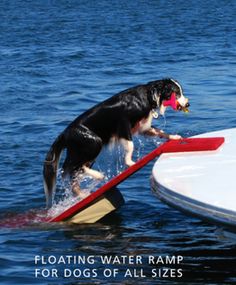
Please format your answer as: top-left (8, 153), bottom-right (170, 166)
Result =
top-left (43, 78), bottom-right (189, 208)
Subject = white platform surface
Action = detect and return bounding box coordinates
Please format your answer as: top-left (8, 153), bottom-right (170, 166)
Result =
top-left (152, 128), bottom-right (236, 213)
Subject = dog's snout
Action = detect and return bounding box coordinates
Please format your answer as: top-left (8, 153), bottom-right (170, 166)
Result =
top-left (185, 102), bottom-right (190, 108)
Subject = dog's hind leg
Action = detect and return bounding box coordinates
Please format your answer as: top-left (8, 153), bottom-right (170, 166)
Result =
top-left (62, 125), bottom-right (103, 193)
top-left (82, 165), bottom-right (104, 180)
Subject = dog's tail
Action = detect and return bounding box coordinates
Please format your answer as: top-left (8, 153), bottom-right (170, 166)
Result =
top-left (43, 134), bottom-right (65, 208)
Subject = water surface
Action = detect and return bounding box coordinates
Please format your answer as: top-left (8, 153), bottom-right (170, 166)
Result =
top-left (1, 0), bottom-right (236, 284)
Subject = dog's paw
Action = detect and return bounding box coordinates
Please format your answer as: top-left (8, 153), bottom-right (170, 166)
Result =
top-left (88, 170), bottom-right (104, 180)
top-left (72, 182), bottom-right (81, 196)
top-left (83, 166), bottom-right (105, 180)
top-left (125, 159), bottom-right (135, 167)
top-left (168, 134), bottom-right (182, 140)
top-left (95, 172), bottom-right (105, 180)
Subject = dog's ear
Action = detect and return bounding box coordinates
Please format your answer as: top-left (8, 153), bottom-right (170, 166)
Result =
top-left (168, 78), bottom-right (183, 96)
top-left (150, 88), bottom-right (160, 108)
top-left (161, 79), bottom-right (175, 99)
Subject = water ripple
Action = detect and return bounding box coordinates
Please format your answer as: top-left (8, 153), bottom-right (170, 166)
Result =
top-left (1, 0), bottom-right (236, 284)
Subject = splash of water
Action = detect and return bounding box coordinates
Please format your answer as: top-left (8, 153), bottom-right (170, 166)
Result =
top-left (46, 137), bottom-right (163, 219)
top-left (0, 137), bottom-right (164, 228)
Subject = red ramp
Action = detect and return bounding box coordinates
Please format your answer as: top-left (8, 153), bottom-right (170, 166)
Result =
top-left (49, 137), bottom-right (224, 223)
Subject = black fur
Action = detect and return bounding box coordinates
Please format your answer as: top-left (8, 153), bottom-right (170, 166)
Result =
top-left (43, 78), bottom-right (184, 207)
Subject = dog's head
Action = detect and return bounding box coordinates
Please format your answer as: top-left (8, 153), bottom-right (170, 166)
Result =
top-left (159, 79), bottom-right (190, 115)
top-left (149, 78), bottom-right (189, 115)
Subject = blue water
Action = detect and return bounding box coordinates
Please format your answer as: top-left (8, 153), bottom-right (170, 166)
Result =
top-left (1, 0), bottom-right (236, 284)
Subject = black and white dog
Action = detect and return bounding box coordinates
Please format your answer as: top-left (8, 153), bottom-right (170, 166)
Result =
top-left (43, 78), bottom-right (189, 208)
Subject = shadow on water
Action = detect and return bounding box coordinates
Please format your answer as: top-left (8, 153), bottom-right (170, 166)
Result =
top-left (30, 206), bottom-right (236, 284)
top-left (1, 197), bottom-right (236, 284)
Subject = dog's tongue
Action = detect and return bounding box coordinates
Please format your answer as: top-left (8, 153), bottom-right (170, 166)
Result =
top-left (163, 92), bottom-right (177, 110)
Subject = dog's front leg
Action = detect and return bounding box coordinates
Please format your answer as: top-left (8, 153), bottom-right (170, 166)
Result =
top-left (120, 139), bottom-right (135, 167)
top-left (144, 127), bottom-right (182, 140)
top-left (117, 118), bottom-right (135, 167)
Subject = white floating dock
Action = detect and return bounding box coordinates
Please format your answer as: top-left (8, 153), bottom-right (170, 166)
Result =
top-left (151, 128), bottom-right (236, 230)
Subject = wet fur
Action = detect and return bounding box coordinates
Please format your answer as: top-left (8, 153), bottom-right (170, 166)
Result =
top-left (43, 78), bottom-right (185, 208)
